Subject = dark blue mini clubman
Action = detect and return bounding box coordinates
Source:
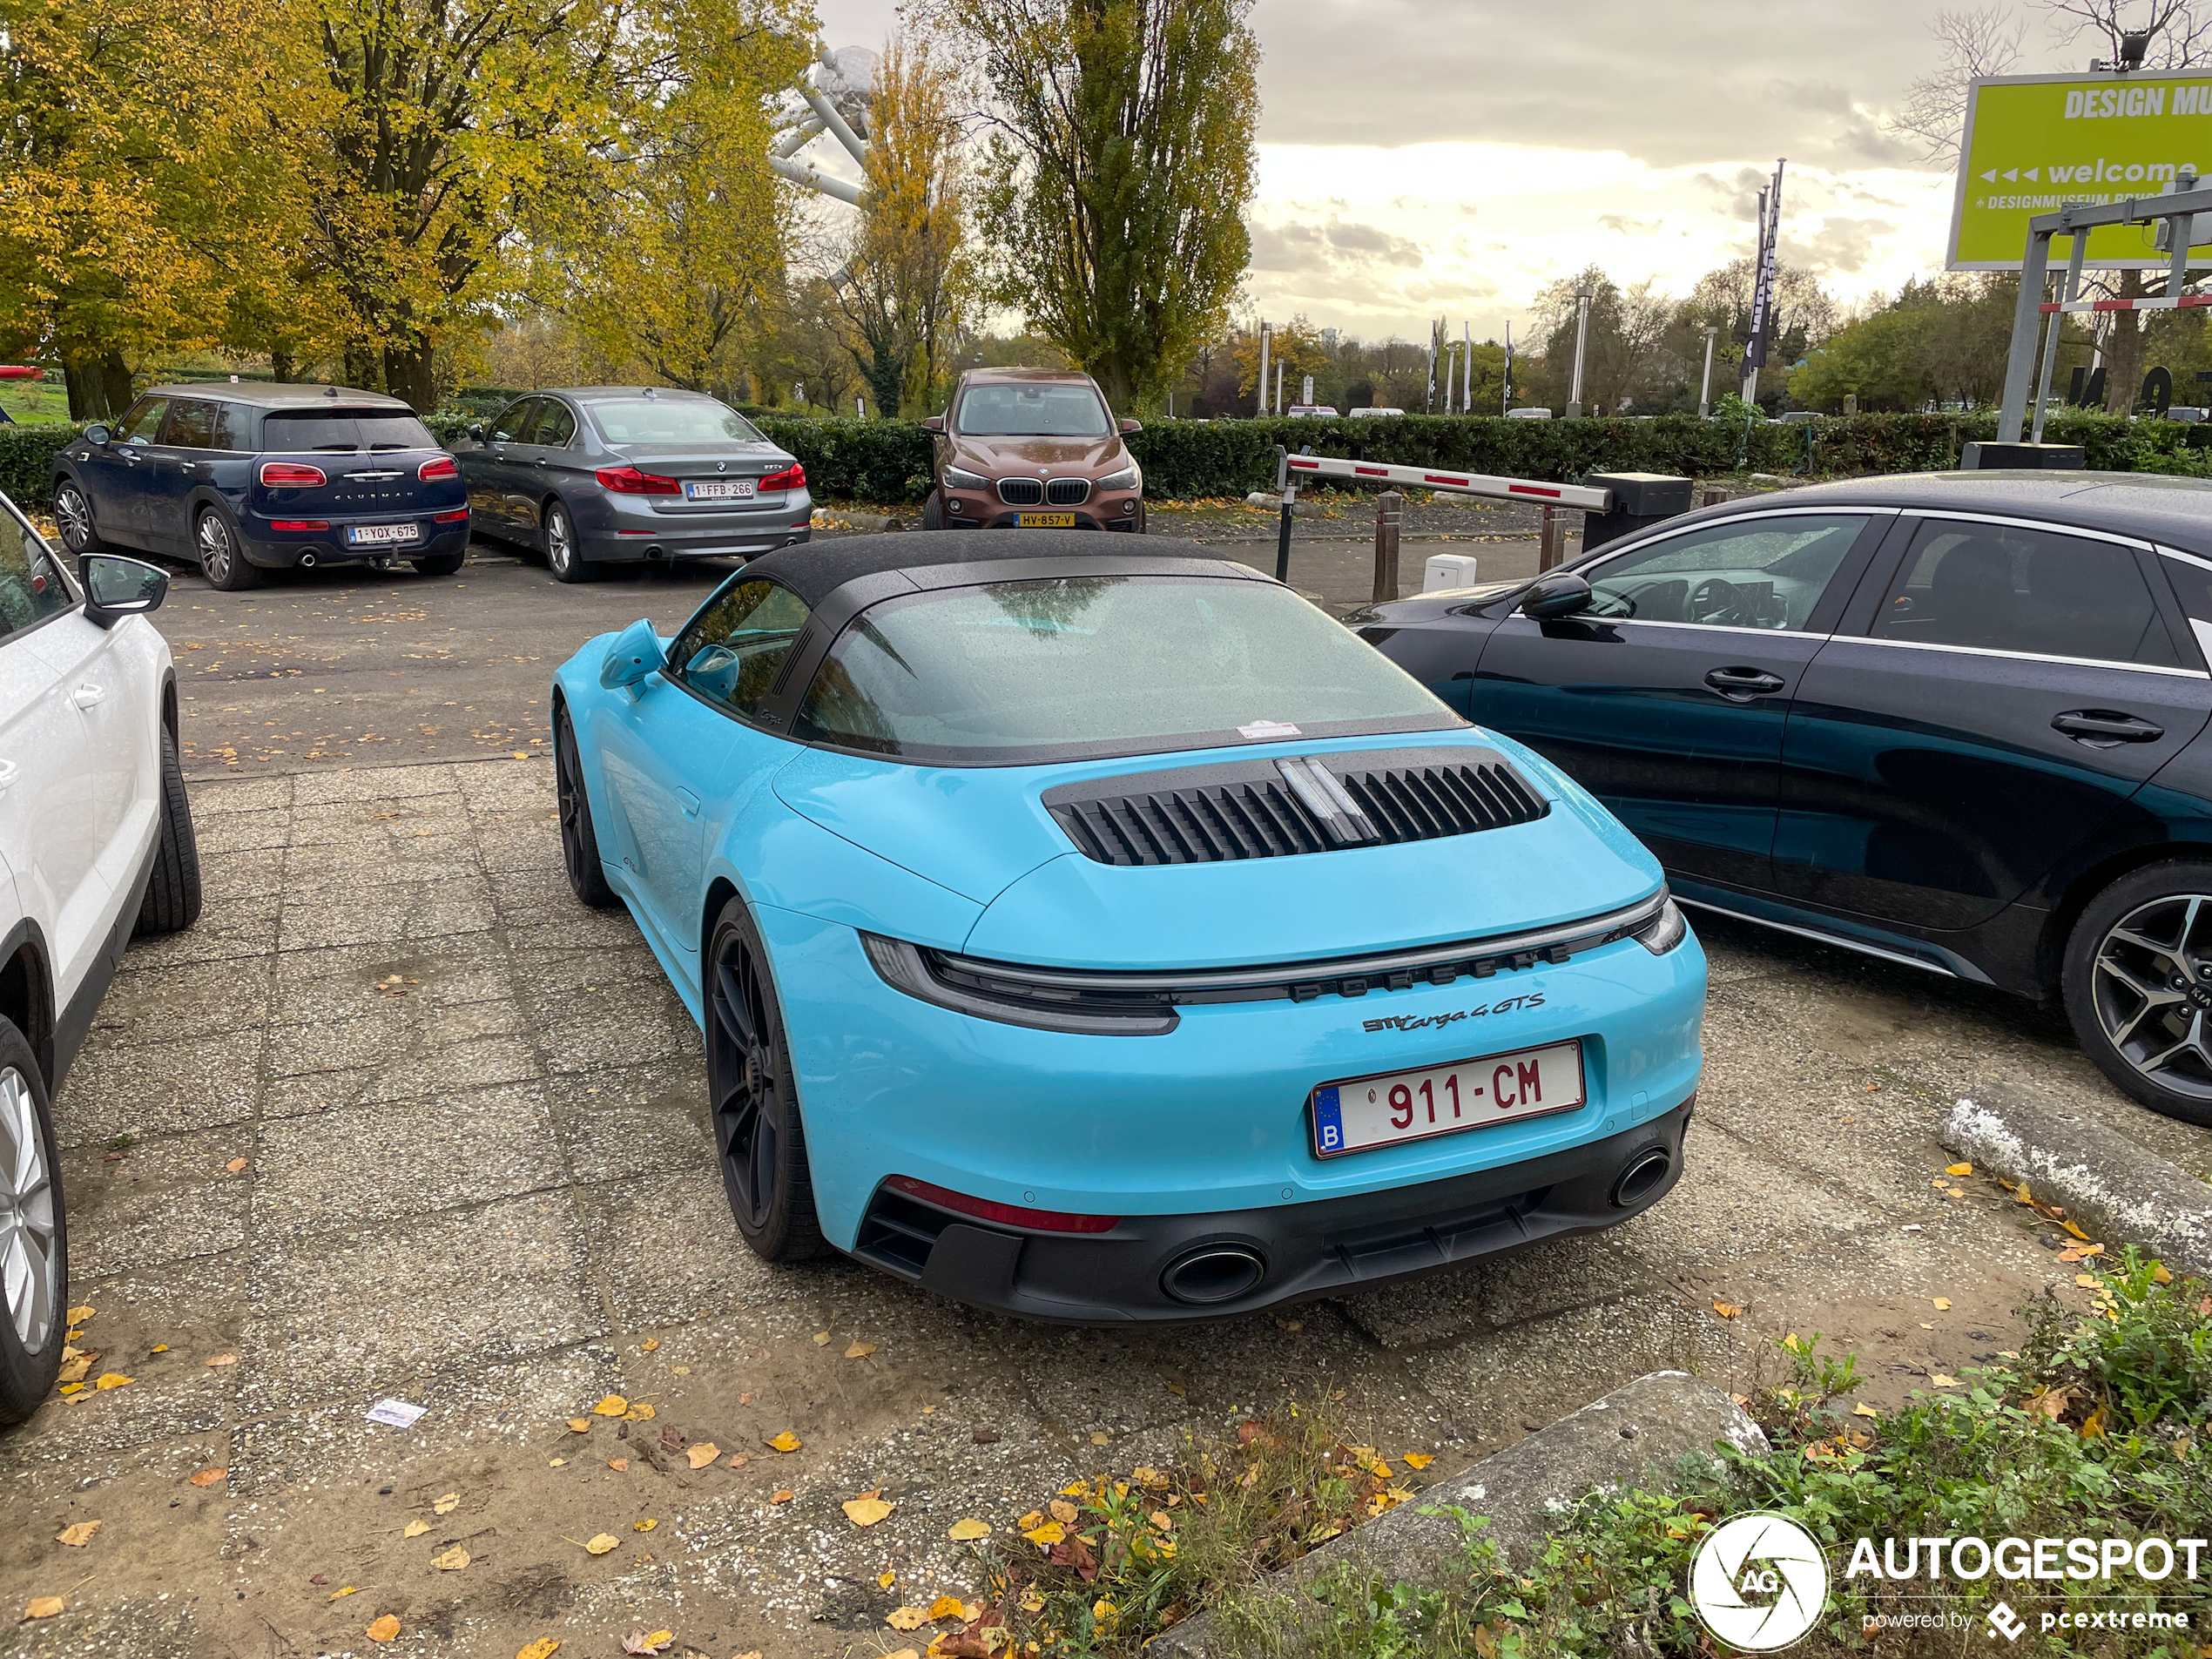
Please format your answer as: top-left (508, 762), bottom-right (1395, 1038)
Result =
top-left (50, 383), bottom-right (469, 590)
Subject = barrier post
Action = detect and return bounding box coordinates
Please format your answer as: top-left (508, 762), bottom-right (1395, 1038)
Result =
top-left (1371, 491), bottom-right (1402, 603)
top-left (1539, 506), bottom-right (1564, 571)
top-left (1272, 445), bottom-right (1295, 583)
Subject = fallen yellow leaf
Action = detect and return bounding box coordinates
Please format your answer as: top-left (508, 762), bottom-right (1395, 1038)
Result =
top-left (686, 1442), bottom-right (720, 1469)
top-left (150, 1344), bottom-right (168, 1354)
top-left (57, 1355), bottom-right (91, 1384)
top-left (24, 1597), bottom-right (64, 1620)
top-left (65, 1305), bottom-right (92, 1324)
top-left (1089, 1431), bottom-right (1109, 1446)
top-left (927, 1595), bottom-right (968, 1620)
top-left (624, 1402), bottom-right (656, 1421)
top-left (92, 1372), bottom-right (132, 1391)
top-left (566, 1418), bottom-right (590, 1433)
top-left (766, 1431), bottom-right (802, 1453)
top-left (1049, 1499), bottom-right (1079, 1524)
top-left (1931, 1374), bottom-right (1960, 1387)
top-left (2082, 1407), bottom-right (2107, 1439)
top-left (813, 1331), bottom-right (830, 1345)
top-left (947, 1517), bottom-right (992, 1541)
top-left (328, 1586), bottom-right (358, 1600)
top-left (2062, 1217), bottom-right (2092, 1241)
top-left (1711, 1301), bottom-right (1741, 1319)
top-left (842, 1496), bottom-right (894, 1527)
top-left (1946, 1162), bottom-right (1973, 1177)
top-left (769, 1488), bottom-right (794, 1504)
top-left (56, 1521), bottom-right (100, 1548)
top-left (433, 1492), bottom-right (460, 1514)
top-left (1402, 1452), bottom-right (1435, 1470)
top-left (1853, 1403), bottom-right (1881, 1419)
top-left (404, 1520), bottom-right (430, 1538)
top-left (2153, 1263), bottom-right (2175, 1285)
top-left (607, 1459), bottom-right (629, 1472)
top-left (1022, 1520), bottom-right (1065, 1547)
top-left (584, 1534), bottom-right (620, 1555)
top-left (206, 1353), bottom-right (238, 1368)
top-left (225, 1157), bottom-right (249, 1174)
top-left (887, 1608), bottom-right (928, 1631)
top-left (516, 1641), bottom-right (561, 1659)
top-left (593, 1394), bottom-right (629, 1417)
top-left (633, 1518), bottom-right (657, 1533)
top-left (431, 1545), bottom-right (469, 1571)
top-left (2077, 1273), bottom-right (2104, 1289)
top-left (846, 1340), bottom-right (878, 1359)
top-left (879, 1571), bottom-right (897, 1589)
top-left (367, 1615), bottom-right (401, 1642)
top-left (639, 1339), bottom-right (658, 1352)
top-left (1932, 1298), bottom-right (1952, 1311)
top-left (1019, 1587), bottom-right (1046, 1613)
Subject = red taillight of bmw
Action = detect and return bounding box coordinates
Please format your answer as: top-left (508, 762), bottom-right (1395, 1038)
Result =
top-left (758, 462), bottom-right (806, 493)
top-left (882, 1174), bottom-right (1120, 1234)
top-left (259, 462), bottom-right (327, 487)
top-left (596, 465), bottom-right (681, 496)
top-left (417, 455), bottom-right (460, 481)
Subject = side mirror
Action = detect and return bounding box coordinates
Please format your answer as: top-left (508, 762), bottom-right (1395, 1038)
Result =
top-left (598, 617), bottom-right (665, 691)
top-left (1118, 417), bottom-right (1143, 435)
top-left (82, 424), bottom-right (111, 447)
top-left (921, 415), bottom-right (945, 433)
top-left (79, 554), bottom-right (168, 628)
top-left (468, 423), bottom-right (486, 443)
top-left (1519, 571), bottom-right (1593, 619)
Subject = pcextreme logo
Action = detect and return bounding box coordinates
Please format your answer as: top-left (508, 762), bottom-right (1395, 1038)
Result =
top-left (1689, 1513), bottom-right (1831, 1651)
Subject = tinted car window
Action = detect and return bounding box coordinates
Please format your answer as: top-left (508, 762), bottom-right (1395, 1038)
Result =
top-left (671, 579), bottom-right (813, 718)
top-left (1581, 514), bottom-right (1868, 631)
top-left (113, 397), bottom-right (169, 447)
top-left (2157, 551), bottom-right (2212, 664)
top-left (588, 398), bottom-right (762, 443)
top-left (535, 401), bottom-right (577, 447)
top-left (1872, 519), bottom-right (2180, 668)
top-left (0, 502), bottom-right (73, 639)
top-left (160, 399), bottom-right (220, 449)
top-left (489, 399), bottom-right (536, 443)
top-left (263, 410), bottom-right (437, 452)
top-left (208, 403), bottom-right (245, 451)
top-left (792, 575), bottom-right (1457, 765)
top-left (954, 382), bottom-right (1110, 438)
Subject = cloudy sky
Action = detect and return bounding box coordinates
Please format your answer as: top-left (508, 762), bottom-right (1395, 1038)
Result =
top-left (809, 0), bottom-right (2092, 344)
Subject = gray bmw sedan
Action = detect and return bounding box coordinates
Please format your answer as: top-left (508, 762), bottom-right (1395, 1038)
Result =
top-left (456, 388), bottom-right (813, 581)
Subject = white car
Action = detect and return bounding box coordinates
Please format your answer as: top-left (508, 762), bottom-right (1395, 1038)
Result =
top-left (0, 489), bottom-right (199, 1423)
top-left (1348, 406), bottom-right (1405, 419)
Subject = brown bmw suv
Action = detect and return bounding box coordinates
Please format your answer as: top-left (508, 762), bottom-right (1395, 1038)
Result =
top-left (920, 368), bottom-right (1145, 533)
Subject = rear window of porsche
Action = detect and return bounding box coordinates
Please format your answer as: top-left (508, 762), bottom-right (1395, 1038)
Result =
top-left (791, 575), bottom-right (1460, 765)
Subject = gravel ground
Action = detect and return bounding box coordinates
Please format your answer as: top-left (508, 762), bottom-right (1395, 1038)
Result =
top-left (4, 751), bottom-right (2203, 1657)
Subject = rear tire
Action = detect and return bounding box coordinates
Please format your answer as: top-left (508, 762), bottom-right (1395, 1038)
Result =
top-left (705, 897), bottom-right (826, 1263)
top-left (555, 707), bottom-right (619, 909)
top-left (135, 726), bottom-right (202, 936)
top-left (411, 550), bottom-right (465, 577)
top-left (51, 480), bottom-right (108, 556)
top-left (0, 1019), bottom-right (65, 1427)
top-left (2063, 859), bottom-right (2212, 1127)
top-left (921, 490), bottom-right (944, 530)
top-left (544, 502), bottom-right (590, 583)
top-left (196, 508), bottom-right (262, 590)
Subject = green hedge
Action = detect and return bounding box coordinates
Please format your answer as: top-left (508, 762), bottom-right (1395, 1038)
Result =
top-left (0, 421), bottom-right (81, 510)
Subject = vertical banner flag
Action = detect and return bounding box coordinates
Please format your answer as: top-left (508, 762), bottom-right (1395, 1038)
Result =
top-left (1743, 160), bottom-right (1786, 372)
top-left (1502, 321), bottom-right (1514, 413)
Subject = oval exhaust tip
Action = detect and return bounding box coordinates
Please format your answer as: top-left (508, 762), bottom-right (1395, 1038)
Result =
top-left (299, 551), bottom-right (317, 568)
top-left (1611, 1146), bottom-right (1671, 1209)
top-left (1160, 1244), bottom-right (1264, 1305)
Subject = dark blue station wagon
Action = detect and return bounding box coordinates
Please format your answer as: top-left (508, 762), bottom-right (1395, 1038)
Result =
top-left (50, 383), bottom-right (469, 590)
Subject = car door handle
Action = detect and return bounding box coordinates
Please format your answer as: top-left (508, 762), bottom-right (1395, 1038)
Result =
top-left (1704, 667), bottom-right (1787, 696)
top-left (71, 682), bottom-right (105, 709)
top-left (2053, 709), bottom-right (2166, 745)
top-left (0, 759), bottom-right (17, 792)
top-left (676, 787), bottom-right (701, 819)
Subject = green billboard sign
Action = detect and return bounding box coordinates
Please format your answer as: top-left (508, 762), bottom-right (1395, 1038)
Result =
top-left (1951, 71), bottom-right (2212, 268)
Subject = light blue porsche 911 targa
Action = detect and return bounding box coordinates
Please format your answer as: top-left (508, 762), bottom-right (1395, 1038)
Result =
top-left (551, 531), bottom-right (1705, 1321)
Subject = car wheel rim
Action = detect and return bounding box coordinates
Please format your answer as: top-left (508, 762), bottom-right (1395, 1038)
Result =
top-left (555, 720), bottom-right (588, 884)
top-left (198, 516), bottom-right (229, 580)
top-left (548, 512), bottom-right (571, 574)
top-left (709, 933), bottom-right (781, 1231)
top-left (55, 488), bottom-right (91, 551)
top-left (0, 1066), bottom-right (57, 1357)
top-left (2093, 893), bottom-right (2212, 1101)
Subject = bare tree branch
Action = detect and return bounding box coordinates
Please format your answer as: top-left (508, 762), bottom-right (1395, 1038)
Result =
top-left (1886, 6), bottom-right (2027, 164)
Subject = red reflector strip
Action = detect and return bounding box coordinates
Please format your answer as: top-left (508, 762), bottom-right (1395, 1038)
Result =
top-left (1424, 474), bottom-right (1470, 487)
top-left (1353, 464), bottom-right (1389, 476)
top-left (1288, 457), bottom-right (1319, 469)
top-left (268, 519), bottom-right (328, 531)
top-left (1507, 483), bottom-right (1562, 498)
top-left (615, 529), bottom-right (655, 536)
top-left (433, 509), bottom-right (468, 523)
top-left (884, 1174), bottom-right (1119, 1234)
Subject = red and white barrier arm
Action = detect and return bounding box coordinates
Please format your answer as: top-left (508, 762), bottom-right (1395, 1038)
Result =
top-left (2039, 294), bottom-right (2212, 314)
top-left (1282, 451), bottom-right (1611, 511)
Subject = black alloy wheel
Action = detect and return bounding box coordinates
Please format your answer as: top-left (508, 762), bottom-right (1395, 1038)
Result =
top-left (2065, 859), bottom-right (2212, 1127)
top-left (196, 509), bottom-right (262, 590)
top-left (705, 898), bottom-right (826, 1261)
top-left (554, 708), bottom-right (618, 909)
top-left (52, 482), bottom-right (105, 556)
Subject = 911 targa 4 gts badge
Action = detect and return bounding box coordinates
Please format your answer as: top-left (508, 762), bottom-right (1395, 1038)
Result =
top-left (1363, 993), bottom-right (1545, 1035)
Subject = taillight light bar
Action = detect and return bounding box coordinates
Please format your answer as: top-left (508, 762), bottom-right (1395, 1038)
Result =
top-left (269, 519), bottom-right (329, 531)
top-left (596, 465), bottom-right (680, 495)
top-left (259, 462), bottom-right (327, 487)
top-left (758, 462), bottom-right (806, 493)
top-left (433, 509), bottom-right (469, 523)
top-left (418, 455), bottom-right (460, 481)
top-left (883, 1174), bottom-right (1119, 1234)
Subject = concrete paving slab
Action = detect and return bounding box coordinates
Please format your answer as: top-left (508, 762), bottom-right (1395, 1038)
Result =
top-left (91, 956), bottom-right (275, 1047)
top-left (53, 1034), bottom-right (261, 1150)
top-left (62, 1128), bottom-right (253, 1278)
top-left (544, 1063), bottom-right (714, 1187)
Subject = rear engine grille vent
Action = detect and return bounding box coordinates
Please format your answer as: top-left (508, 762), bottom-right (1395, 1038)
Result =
top-left (1045, 477), bottom-right (1090, 506)
top-left (997, 477), bottom-right (1044, 506)
top-left (1046, 748), bottom-right (1548, 867)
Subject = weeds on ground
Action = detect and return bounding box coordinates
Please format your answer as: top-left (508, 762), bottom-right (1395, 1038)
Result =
top-left (947, 1392), bottom-right (1432, 1657)
top-left (1288, 1250), bottom-right (2212, 1658)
